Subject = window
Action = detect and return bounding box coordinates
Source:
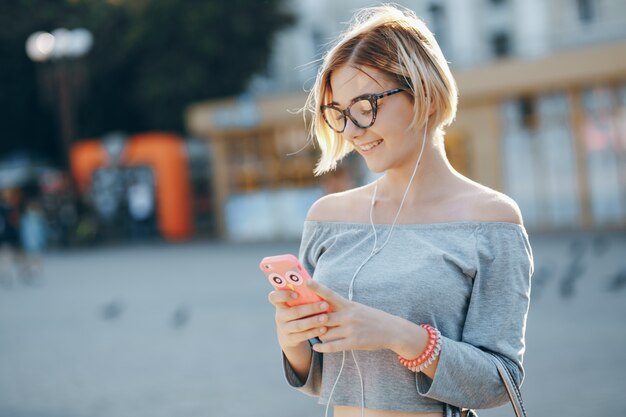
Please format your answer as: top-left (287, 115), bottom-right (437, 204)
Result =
top-left (491, 32), bottom-right (511, 57)
top-left (519, 96), bottom-right (535, 129)
top-left (577, 0), bottom-right (594, 23)
top-left (428, 3), bottom-right (444, 35)
top-left (428, 4), bottom-right (447, 54)
top-left (501, 94), bottom-right (582, 229)
top-left (536, 94), bottom-right (580, 227)
top-left (582, 86), bottom-right (626, 224)
top-left (501, 99), bottom-right (539, 227)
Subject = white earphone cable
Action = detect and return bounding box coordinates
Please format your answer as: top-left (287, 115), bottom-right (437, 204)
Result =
top-left (323, 115), bottom-right (429, 417)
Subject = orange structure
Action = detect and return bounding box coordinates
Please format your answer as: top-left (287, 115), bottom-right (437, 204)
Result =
top-left (122, 133), bottom-right (193, 240)
top-left (69, 132), bottom-right (193, 241)
top-left (69, 140), bottom-right (108, 194)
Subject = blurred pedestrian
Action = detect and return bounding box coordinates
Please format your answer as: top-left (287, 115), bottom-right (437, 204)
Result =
top-left (267, 5), bottom-right (533, 417)
top-left (58, 198), bottom-right (78, 247)
top-left (126, 177), bottom-right (155, 240)
top-left (19, 198), bottom-right (47, 280)
top-left (0, 188), bottom-right (22, 288)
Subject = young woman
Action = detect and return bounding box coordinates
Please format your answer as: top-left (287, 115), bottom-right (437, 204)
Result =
top-left (267, 5), bottom-right (533, 417)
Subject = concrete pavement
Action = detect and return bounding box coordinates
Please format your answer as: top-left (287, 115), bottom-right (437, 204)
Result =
top-left (0, 231), bottom-right (625, 417)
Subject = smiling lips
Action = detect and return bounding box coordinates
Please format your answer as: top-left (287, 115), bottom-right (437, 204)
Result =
top-left (357, 139), bottom-right (384, 152)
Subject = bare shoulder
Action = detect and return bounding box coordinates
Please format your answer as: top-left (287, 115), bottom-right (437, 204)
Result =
top-left (463, 182), bottom-right (524, 226)
top-left (306, 184), bottom-right (372, 222)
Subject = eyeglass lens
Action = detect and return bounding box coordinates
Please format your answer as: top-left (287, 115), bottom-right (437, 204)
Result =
top-left (323, 98), bottom-right (374, 132)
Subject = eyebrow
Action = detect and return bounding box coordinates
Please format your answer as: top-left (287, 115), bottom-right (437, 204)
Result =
top-left (329, 96), bottom-right (361, 106)
top-left (328, 91), bottom-right (376, 106)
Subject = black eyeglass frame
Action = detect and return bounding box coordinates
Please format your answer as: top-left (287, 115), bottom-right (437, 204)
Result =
top-left (320, 88), bottom-right (405, 133)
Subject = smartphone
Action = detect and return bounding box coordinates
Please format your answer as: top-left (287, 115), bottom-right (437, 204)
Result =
top-left (260, 254), bottom-right (333, 313)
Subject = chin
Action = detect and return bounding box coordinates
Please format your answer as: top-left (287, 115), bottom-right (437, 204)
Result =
top-left (364, 159), bottom-right (388, 174)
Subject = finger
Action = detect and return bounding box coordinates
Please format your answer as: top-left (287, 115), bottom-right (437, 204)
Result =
top-left (268, 290), bottom-right (298, 308)
top-left (317, 325), bottom-right (344, 342)
top-left (288, 326), bottom-right (328, 345)
top-left (321, 311), bottom-right (344, 327)
top-left (312, 338), bottom-right (349, 353)
top-left (284, 313), bottom-right (329, 334)
top-left (306, 280), bottom-right (347, 310)
top-left (280, 301), bottom-right (330, 322)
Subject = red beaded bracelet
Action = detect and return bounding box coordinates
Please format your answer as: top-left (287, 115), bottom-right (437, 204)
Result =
top-left (398, 324), bottom-right (442, 372)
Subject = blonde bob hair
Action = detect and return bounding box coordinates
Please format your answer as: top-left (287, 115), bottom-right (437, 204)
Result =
top-left (305, 4), bottom-right (458, 176)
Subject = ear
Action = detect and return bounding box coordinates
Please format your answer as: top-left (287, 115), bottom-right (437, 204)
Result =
top-left (428, 93), bottom-right (436, 116)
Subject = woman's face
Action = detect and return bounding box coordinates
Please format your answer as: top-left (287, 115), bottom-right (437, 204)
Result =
top-left (327, 65), bottom-right (424, 173)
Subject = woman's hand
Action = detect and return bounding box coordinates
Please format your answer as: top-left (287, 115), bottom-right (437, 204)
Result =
top-left (305, 280), bottom-right (403, 353)
top-left (267, 289), bottom-right (330, 350)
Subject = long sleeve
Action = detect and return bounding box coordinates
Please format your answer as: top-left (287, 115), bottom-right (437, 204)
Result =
top-left (415, 223), bottom-right (534, 409)
top-left (281, 222), bottom-right (324, 397)
top-left (282, 341), bottom-right (323, 397)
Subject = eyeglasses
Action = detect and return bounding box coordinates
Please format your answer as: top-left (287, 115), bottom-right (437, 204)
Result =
top-left (320, 88), bottom-right (404, 133)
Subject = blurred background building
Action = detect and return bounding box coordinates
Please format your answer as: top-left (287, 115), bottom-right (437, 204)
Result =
top-left (3, 0), bottom-right (626, 244)
top-left (187, 0), bottom-right (626, 239)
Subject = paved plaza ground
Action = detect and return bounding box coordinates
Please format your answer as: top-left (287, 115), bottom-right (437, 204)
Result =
top-left (0, 230), bottom-right (625, 417)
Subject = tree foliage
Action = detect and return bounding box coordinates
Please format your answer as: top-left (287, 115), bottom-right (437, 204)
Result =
top-left (0, 0), bottom-right (293, 162)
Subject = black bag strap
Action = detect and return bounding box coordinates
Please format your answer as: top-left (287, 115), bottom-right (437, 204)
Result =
top-left (491, 355), bottom-right (528, 417)
top-left (444, 355), bottom-right (528, 417)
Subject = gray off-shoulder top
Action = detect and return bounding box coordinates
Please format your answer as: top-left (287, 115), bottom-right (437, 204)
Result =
top-left (282, 220), bottom-right (534, 413)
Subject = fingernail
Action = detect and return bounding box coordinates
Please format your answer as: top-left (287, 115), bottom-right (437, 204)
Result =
top-left (319, 302), bottom-right (328, 310)
top-left (307, 280), bottom-right (316, 287)
top-left (291, 292), bottom-right (298, 299)
top-left (318, 315), bottom-right (327, 322)
top-left (319, 326), bottom-right (326, 333)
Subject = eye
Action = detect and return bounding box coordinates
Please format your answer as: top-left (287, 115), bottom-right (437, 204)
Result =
top-left (353, 99), bottom-right (373, 115)
top-left (286, 271), bottom-right (303, 286)
top-left (327, 108), bottom-right (343, 121)
top-left (269, 273), bottom-right (287, 288)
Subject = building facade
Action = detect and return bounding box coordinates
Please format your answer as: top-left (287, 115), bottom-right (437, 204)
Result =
top-left (187, 0), bottom-right (626, 236)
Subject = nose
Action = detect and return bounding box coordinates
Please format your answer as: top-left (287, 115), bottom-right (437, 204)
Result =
top-left (343, 117), bottom-right (364, 140)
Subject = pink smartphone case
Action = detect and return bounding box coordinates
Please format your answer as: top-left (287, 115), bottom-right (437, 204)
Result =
top-left (260, 254), bottom-right (333, 313)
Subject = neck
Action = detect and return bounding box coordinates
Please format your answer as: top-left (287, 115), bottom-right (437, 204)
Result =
top-left (377, 136), bottom-right (457, 205)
